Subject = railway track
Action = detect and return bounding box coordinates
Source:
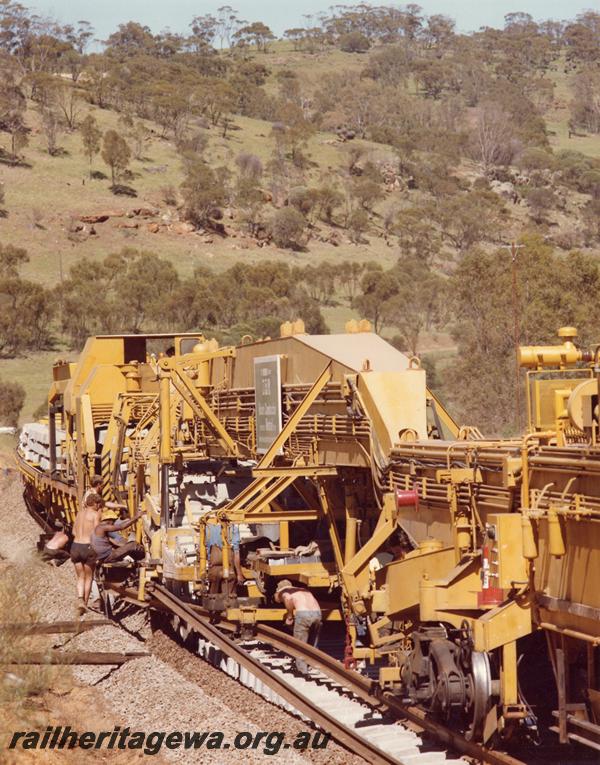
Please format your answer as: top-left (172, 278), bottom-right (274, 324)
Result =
top-left (150, 585), bottom-right (526, 765)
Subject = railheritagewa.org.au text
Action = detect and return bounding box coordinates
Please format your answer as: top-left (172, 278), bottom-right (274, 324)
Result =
top-left (8, 726), bottom-right (331, 756)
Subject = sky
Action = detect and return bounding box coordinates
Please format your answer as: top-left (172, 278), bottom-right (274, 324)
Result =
top-left (27, 0), bottom-right (594, 41)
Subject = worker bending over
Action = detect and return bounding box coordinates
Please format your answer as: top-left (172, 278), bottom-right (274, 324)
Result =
top-left (91, 507), bottom-right (145, 564)
top-left (70, 493), bottom-right (103, 615)
top-left (41, 521), bottom-right (70, 564)
top-left (275, 579), bottom-right (322, 676)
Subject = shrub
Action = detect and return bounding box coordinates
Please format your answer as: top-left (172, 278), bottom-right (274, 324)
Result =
top-left (161, 185), bottom-right (178, 206)
top-left (269, 208), bottom-right (307, 249)
top-left (525, 187), bottom-right (555, 222)
top-left (181, 159), bottom-right (226, 228)
top-left (347, 207), bottom-right (370, 243)
top-left (288, 186), bottom-right (318, 216)
top-left (555, 150), bottom-right (599, 190)
top-left (235, 152), bottom-right (263, 181)
top-left (517, 147), bottom-right (556, 172)
top-left (0, 379), bottom-right (25, 427)
top-left (578, 170), bottom-right (600, 197)
top-left (339, 32), bottom-right (371, 53)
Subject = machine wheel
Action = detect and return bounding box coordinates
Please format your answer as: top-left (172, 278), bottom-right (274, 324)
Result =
top-left (465, 650), bottom-right (493, 742)
top-left (427, 635), bottom-right (496, 743)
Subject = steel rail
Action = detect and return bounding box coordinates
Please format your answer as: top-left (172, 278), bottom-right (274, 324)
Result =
top-left (253, 622), bottom-right (376, 704)
top-left (152, 585), bottom-right (403, 765)
top-left (0, 619), bottom-right (112, 635)
top-left (252, 624), bottom-right (524, 765)
top-left (5, 651), bottom-right (149, 665)
top-left (152, 587), bottom-right (525, 765)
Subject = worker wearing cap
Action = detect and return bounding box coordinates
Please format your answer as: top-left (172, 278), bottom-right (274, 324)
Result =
top-left (91, 506), bottom-right (145, 564)
top-left (274, 580), bottom-right (322, 676)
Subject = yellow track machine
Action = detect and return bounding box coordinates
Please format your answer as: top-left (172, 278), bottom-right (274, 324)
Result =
top-left (16, 323), bottom-right (600, 749)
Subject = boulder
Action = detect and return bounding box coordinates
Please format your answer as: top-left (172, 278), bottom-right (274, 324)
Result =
top-left (490, 180), bottom-right (518, 201)
top-left (174, 222), bottom-right (195, 234)
top-left (147, 222), bottom-right (160, 233)
top-left (79, 209), bottom-right (126, 224)
top-left (80, 214), bottom-right (110, 224)
top-left (134, 207), bottom-right (159, 218)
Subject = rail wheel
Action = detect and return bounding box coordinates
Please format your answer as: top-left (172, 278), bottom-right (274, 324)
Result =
top-left (464, 650), bottom-right (494, 742)
top-left (459, 621), bottom-right (496, 743)
top-left (425, 628), bottom-right (497, 744)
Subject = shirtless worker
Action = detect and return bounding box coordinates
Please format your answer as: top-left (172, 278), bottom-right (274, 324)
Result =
top-left (40, 521), bottom-right (70, 564)
top-left (91, 507), bottom-right (145, 564)
top-left (274, 579), bottom-right (322, 676)
top-left (70, 493), bottom-right (104, 615)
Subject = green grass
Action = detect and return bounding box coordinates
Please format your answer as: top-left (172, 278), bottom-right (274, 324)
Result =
top-left (0, 351), bottom-right (58, 424)
top-left (0, 432), bottom-right (17, 458)
top-left (547, 118), bottom-right (600, 158)
top-left (545, 60), bottom-right (600, 158)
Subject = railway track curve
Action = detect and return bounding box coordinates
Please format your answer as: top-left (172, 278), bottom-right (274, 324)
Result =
top-left (150, 584), bottom-right (525, 765)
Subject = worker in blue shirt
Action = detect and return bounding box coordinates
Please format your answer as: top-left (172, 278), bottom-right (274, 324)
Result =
top-left (205, 521), bottom-right (244, 596)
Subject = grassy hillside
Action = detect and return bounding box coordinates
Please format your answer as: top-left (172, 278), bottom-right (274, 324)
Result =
top-left (1, 44), bottom-right (598, 288)
top-left (0, 103), bottom-right (397, 286)
top-left (1, 19), bottom-right (600, 433)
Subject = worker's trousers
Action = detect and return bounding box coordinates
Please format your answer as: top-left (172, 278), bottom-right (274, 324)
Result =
top-left (293, 610), bottom-right (322, 673)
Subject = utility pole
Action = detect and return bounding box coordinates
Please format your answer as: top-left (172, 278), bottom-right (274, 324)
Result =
top-left (508, 242), bottom-right (524, 431)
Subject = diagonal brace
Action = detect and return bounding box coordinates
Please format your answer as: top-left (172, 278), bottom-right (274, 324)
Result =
top-left (171, 369), bottom-right (238, 455)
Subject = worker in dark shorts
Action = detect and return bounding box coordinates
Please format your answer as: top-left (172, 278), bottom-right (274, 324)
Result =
top-left (275, 579), bottom-right (322, 676)
top-left (91, 507), bottom-right (145, 564)
top-left (71, 493), bottom-right (104, 615)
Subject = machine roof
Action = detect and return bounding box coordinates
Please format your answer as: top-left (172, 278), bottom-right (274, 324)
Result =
top-left (295, 333), bottom-right (410, 372)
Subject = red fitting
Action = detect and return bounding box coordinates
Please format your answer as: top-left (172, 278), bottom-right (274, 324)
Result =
top-left (478, 544), bottom-right (503, 606)
top-left (395, 486), bottom-right (419, 510)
